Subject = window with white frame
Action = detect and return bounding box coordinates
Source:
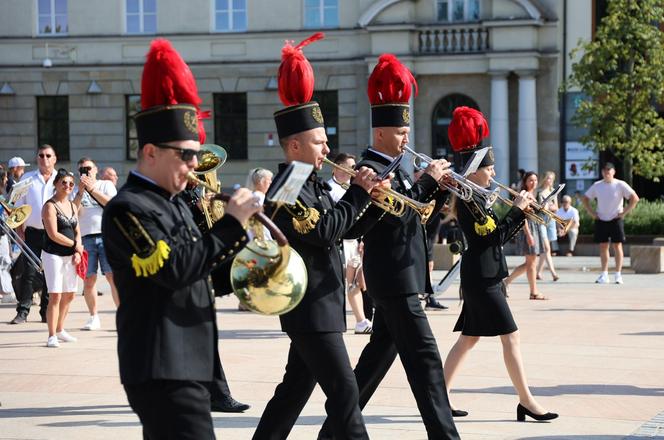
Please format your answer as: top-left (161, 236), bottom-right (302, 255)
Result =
top-left (436, 0), bottom-right (480, 22)
top-left (126, 0), bottom-right (156, 34)
top-left (214, 0), bottom-right (247, 32)
top-left (37, 0), bottom-right (68, 35)
top-left (304, 0), bottom-right (338, 29)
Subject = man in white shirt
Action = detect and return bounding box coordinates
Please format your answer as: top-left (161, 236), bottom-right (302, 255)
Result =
top-left (73, 157), bottom-right (118, 330)
top-left (582, 162), bottom-right (639, 284)
top-left (10, 144), bottom-right (57, 324)
top-left (555, 195), bottom-right (580, 256)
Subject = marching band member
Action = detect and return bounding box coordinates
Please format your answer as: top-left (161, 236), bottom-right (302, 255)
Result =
top-left (253, 33), bottom-right (382, 440)
top-left (102, 39), bottom-right (261, 439)
top-left (319, 54), bottom-right (460, 440)
top-left (441, 106), bottom-right (558, 422)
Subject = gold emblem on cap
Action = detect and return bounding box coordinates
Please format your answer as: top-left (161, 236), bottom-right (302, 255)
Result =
top-left (402, 108), bottom-right (410, 124)
top-left (312, 106), bottom-right (324, 124)
top-left (487, 148), bottom-right (495, 162)
top-left (184, 111), bottom-right (198, 134)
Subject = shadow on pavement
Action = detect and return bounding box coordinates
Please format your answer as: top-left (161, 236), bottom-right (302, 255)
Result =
top-left (218, 329), bottom-right (287, 340)
top-left (455, 384), bottom-right (664, 397)
top-left (0, 405), bottom-right (133, 419)
top-left (543, 308), bottom-right (664, 313)
top-left (517, 436), bottom-right (628, 439)
top-left (621, 331), bottom-right (664, 336)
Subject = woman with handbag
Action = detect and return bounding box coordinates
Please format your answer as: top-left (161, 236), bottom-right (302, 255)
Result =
top-left (42, 169), bottom-right (83, 348)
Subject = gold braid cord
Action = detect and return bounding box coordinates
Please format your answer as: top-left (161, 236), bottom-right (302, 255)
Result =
top-left (284, 200), bottom-right (320, 234)
top-left (463, 198), bottom-right (497, 236)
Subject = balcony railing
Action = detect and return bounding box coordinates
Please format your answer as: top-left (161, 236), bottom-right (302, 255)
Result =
top-left (418, 24), bottom-right (489, 53)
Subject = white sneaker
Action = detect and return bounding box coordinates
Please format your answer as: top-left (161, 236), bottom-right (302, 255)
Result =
top-left (354, 319), bottom-right (372, 334)
top-left (56, 330), bottom-right (77, 343)
top-left (46, 336), bottom-right (60, 348)
top-left (614, 273), bottom-right (624, 284)
top-left (595, 273), bottom-right (609, 284)
top-left (1, 293), bottom-right (17, 304)
top-left (82, 315), bottom-right (101, 331)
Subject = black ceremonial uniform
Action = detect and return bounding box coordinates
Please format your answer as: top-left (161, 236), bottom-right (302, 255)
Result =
top-left (319, 148), bottom-right (459, 440)
top-left (454, 195), bottom-right (525, 336)
top-left (103, 172), bottom-right (249, 439)
top-left (253, 166), bottom-right (372, 440)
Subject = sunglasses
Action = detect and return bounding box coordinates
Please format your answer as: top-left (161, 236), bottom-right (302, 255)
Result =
top-left (38, 153), bottom-right (53, 159)
top-left (60, 180), bottom-right (75, 188)
top-left (154, 143), bottom-right (200, 162)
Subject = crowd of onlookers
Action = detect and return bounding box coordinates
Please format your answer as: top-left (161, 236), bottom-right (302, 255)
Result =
top-left (0, 144), bottom-right (119, 347)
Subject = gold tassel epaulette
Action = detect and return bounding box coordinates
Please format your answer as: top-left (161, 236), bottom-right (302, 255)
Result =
top-left (131, 240), bottom-right (171, 277)
top-left (474, 216), bottom-right (496, 236)
top-left (286, 200), bottom-right (320, 234)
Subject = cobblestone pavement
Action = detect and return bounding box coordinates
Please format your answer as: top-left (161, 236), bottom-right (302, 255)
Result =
top-left (0, 256), bottom-right (663, 439)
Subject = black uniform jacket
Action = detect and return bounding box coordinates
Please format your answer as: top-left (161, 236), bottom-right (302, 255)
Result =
top-left (346, 148), bottom-right (448, 297)
top-left (268, 164), bottom-right (372, 334)
top-left (457, 194), bottom-right (525, 285)
top-left (102, 172), bottom-right (248, 385)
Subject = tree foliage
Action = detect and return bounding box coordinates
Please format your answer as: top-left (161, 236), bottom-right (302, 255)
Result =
top-left (567, 0), bottom-right (664, 182)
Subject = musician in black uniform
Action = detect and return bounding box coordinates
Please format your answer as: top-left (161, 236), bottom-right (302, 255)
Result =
top-left (319, 54), bottom-right (460, 440)
top-left (253, 33), bottom-right (383, 440)
top-left (442, 107), bottom-right (558, 422)
top-left (102, 39), bottom-right (261, 439)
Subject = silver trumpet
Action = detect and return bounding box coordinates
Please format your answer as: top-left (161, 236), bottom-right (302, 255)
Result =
top-left (402, 146), bottom-right (476, 202)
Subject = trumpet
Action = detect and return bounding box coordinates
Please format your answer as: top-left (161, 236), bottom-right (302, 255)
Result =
top-left (323, 158), bottom-right (436, 224)
top-left (402, 146), bottom-right (481, 203)
top-left (491, 179), bottom-right (573, 233)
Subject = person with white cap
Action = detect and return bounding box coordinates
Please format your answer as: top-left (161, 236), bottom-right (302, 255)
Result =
top-left (6, 156), bottom-right (29, 195)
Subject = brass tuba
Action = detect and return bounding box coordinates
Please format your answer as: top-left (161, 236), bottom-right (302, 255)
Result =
top-left (193, 144), bottom-right (228, 229)
top-left (186, 171), bottom-right (308, 316)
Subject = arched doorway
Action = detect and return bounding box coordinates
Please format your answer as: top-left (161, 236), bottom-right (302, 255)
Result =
top-left (431, 94), bottom-right (480, 159)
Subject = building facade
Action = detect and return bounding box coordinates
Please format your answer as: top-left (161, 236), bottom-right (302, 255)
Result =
top-left (0, 0), bottom-right (591, 188)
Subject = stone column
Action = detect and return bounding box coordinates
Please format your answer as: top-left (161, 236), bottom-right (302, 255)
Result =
top-left (517, 72), bottom-right (538, 172)
top-left (490, 72), bottom-right (509, 183)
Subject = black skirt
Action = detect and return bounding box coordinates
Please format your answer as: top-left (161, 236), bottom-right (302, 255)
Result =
top-left (453, 280), bottom-right (518, 336)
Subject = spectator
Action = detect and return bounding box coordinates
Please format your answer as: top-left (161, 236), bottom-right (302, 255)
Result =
top-left (6, 156), bottom-right (29, 195)
top-left (556, 195), bottom-right (580, 256)
top-left (42, 169), bottom-right (83, 347)
top-left (327, 153), bottom-right (374, 332)
top-left (100, 166), bottom-right (119, 187)
top-left (10, 144), bottom-right (57, 325)
top-left (505, 171), bottom-right (547, 300)
top-left (582, 162), bottom-right (639, 284)
top-left (73, 157), bottom-right (119, 329)
top-left (536, 171), bottom-right (560, 281)
top-left (0, 169), bottom-right (16, 304)
top-left (510, 168), bottom-right (526, 191)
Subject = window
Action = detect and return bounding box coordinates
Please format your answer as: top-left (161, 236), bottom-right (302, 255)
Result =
top-left (37, 96), bottom-right (69, 161)
top-left (312, 90), bottom-right (338, 155)
top-left (126, 0), bottom-right (156, 34)
top-left (37, 0), bottom-right (68, 35)
top-left (214, 93), bottom-right (247, 160)
top-left (214, 0), bottom-right (247, 32)
top-left (304, 0), bottom-right (338, 29)
top-left (436, 0), bottom-right (479, 22)
top-left (126, 95), bottom-right (141, 160)
top-left (431, 94), bottom-right (478, 159)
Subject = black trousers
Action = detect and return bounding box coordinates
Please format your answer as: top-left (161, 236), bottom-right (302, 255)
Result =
top-left (253, 332), bottom-right (368, 440)
top-left (16, 227), bottom-right (48, 318)
top-left (209, 350), bottom-right (231, 401)
top-left (124, 380), bottom-right (215, 440)
top-left (319, 294), bottom-right (459, 440)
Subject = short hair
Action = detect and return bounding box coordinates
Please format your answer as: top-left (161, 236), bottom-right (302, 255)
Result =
top-left (77, 156), bottom-right (96, 167)
top-left (562, 195), bottom-right (572, 203)
top-left (333, 152), bottom-right (356, 165)
top-left (38, 144), bottom-right (54, 152)
top-left (246, 167), bottom-right (273, 190)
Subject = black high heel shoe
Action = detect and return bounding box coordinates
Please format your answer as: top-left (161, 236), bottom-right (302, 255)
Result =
top-left (451, 409), bottom-right (468, 417)
top-left (516, 403), bottom-right (558, 422)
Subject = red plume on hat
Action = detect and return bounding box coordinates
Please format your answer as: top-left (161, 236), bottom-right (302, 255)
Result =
top-left (367, 54), bottom-right (418, 105)
top-left (448, 106), bottom-right (489, 152)
top-left (140, 38), bottom-right (208, 143)
top-left (277, 32), bottom-right (325, 107)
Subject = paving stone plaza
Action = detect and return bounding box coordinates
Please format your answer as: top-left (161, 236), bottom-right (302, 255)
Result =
top-left (1, 256), bottom-right (663, 439)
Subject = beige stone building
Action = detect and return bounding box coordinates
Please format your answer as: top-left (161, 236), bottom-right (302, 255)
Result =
top-left (0, 0), bottom-right (592, 187)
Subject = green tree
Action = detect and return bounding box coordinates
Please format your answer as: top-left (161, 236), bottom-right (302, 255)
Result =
top-left (567, 0), bottom-right (664, 184)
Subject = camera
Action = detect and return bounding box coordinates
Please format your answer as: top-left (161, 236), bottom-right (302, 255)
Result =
top-left (448, 240), bottom-right (467, 255)
top-left (79, 166), bottom-right (91, 176)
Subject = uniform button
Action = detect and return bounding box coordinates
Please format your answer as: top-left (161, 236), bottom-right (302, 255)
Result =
top-left (192, 237), bottom-right (197, 242)
top-left (234, 241), bottom-right (240, 247)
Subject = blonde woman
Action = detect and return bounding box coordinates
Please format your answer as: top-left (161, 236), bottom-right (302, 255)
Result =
top-left (42, 169), bottom-right (83, 347)
top-left (536, 171), bottom-right (560, 281)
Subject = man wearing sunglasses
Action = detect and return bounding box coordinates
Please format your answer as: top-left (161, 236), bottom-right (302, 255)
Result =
top-left (101, 39), bottom-right (261, 439)
top-left (9, 144), bottom-right (57, 325)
